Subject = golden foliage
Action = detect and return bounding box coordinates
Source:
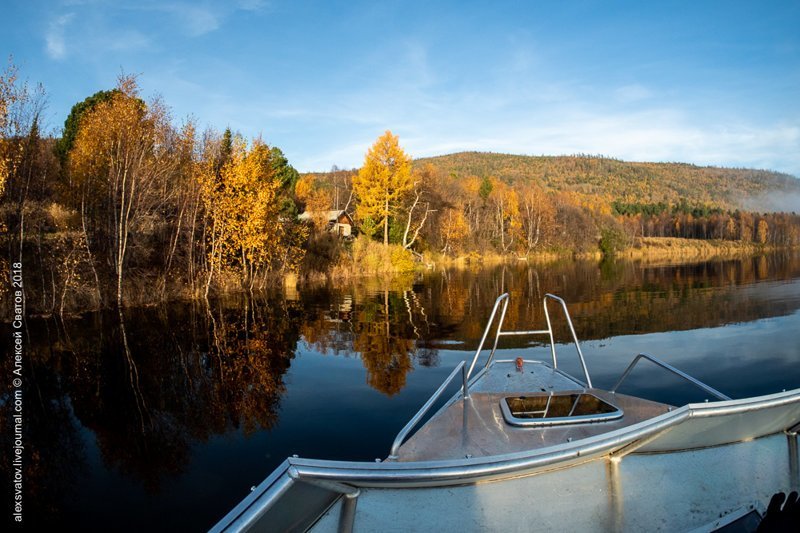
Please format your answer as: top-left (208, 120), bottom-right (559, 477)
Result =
top-left (296, 173), bottom-right (334, 227)
top-left (199, 136), bottom-right (283, 288)
top-left (440, 209), bottom-right (469, 253)
top-left (519, 184), bottom-right (556, 253)
top-left (69, 82), bottom-right (153, 184)
top-left (489, 177), bottom-right (522, 253)
top-left (353, 130), bottom-right (412, 245)
top-left (417, 152), bottom-right (800, 212)
top-left (0, 62), bottom-right (21, 199)
top-left (756, 219), bottom-right (769, 244)
top-left (68, 75), bottom-right (174, 304)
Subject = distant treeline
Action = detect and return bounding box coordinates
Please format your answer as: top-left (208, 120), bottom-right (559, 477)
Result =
top-left (302, 162), bottom-right (800, 262)
top-left (612, 200), bottom-right (799, 245)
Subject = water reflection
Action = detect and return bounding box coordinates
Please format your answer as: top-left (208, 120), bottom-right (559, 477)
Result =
top-left (1, 297), bottom-right (300, 529)
top-left (2, 251), bottom-right (800, 531)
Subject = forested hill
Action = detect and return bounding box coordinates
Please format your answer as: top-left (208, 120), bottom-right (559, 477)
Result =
top-left (414, 152), bottom-right (800, 211)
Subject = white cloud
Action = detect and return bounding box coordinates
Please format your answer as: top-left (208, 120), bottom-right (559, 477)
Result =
top-left (96, 27), bottom-right (797, 178)
top-left (284, 97), bottom-right (800, 175)
top-left (45, 13), bottom-right (74, 60)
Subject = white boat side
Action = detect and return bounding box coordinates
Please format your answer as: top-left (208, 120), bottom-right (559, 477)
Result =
top-left (211, 384), bottom-right (800, 532)
top-left (210, 294), bottom-right (800, 532)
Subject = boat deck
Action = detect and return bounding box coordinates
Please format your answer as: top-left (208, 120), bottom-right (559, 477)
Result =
top-left (396, 360), bottom-right (673, 462)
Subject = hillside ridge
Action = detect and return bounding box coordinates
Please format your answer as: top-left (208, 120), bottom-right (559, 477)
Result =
top-left (412, 151), bottom-right (800, 211)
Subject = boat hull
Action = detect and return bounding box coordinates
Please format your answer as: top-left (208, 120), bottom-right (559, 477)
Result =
top-left (211, 388), bottom-right (800, 532)
top-left (312, 432), bottom-right (794, 532)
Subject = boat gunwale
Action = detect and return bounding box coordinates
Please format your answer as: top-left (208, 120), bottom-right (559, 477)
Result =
top-left (282, 386), bottom-right (800, 488)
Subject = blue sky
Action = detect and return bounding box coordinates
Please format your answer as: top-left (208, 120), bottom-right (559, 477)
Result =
top-left (3, 1), bottom-right (799, 175)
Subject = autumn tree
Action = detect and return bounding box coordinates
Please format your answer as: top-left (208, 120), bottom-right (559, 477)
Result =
top-left (157, 119), bottom-right (199, 298)
top-left (198, 134), bottom-right (303, 294)
top-left (401, 163), bottom-right (437, 251)
top-left (353, 131), bottom-right (412, 247)
top-left (519, 183), bottom-right (555, 254)
top-left (738, 211), bottom-right (754, 242)
top-left (56, 88), bottom-right (120, 165)
top-left (489, 178), bottom-right (522, 253)
top-left (295, 173), bottom-right (334, 228)
top-left (428, 172), bottom-right (471, 254)
top-left (756, 219), bottom-right (769, 244)
top-left (439, 208), bottom-right (469, 254)
top-left (0, 62), bottom-right (17, 199)
top-left (0, 63), bottom-right (49, 243)
top-left (0, 62), bottom-right (51, 212)
top-left (69, 75), bottom-right (176, 306)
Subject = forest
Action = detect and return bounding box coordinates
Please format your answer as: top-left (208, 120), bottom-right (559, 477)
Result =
top-left (2, 64), bottom-right (800, 316)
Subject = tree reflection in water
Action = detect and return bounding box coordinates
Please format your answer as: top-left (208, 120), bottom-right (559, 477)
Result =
top-left (1, 295), bottom-right (300, 527)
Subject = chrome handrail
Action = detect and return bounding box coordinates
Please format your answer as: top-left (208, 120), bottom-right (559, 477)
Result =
top-left (543, 294), bottom-right (592, 388)
top-left (467, 293), bottom-right (593, 387)
top-left (610, 353), bottom-right (731, 401)
top-left (466, 293), bottom-right (510, 380)
top-left (387, 361), bottom-right (468, 461)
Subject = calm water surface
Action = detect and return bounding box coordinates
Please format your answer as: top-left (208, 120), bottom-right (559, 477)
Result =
top-left (2, 253), bottom-right (800, 531)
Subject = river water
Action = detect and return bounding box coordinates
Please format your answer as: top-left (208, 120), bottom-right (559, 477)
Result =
top-left (2, 252), bottom-right (800, 531)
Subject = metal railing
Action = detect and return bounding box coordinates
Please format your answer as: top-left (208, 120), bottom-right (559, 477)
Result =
top-left (465, 293), bottom-right (510, 381)
top-left (388, 292), bottom-right (594, 460)
top-left (466, 292), bottom-right (593, 388)
top-left (542, 294), bottom-right (592, 387)
top-left (610, 353), bottom-right (731, 401)
top-left (387, 361), bottom-right (468, 461)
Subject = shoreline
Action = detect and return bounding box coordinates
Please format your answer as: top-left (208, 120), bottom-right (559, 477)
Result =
top-left (415, 237), bottom-right (790, 270)
top-left (617, 237), bottom-right (783, 262)
top-left (3, 238), bottom-right (796, 321)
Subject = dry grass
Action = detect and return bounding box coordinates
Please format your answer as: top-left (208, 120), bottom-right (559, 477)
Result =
top-left (619, 237), bottom-right (773, 261)
top-left (424, 237), bottom-right (784, 270)
top-left (431, 249), bottom-right (580, 268)
top-left (326, 236), bottom-right (418, 280)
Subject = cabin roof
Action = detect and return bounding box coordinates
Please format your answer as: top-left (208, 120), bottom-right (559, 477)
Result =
top-left (298, 210), bottom-right (352, 223)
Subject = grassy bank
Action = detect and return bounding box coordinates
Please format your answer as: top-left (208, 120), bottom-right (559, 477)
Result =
top-left (404, 237), bottom-right (790, 273)
top-left (426, 249), bottom-right (580, 268)
top-left (619, 237), bottom-right (778, 261)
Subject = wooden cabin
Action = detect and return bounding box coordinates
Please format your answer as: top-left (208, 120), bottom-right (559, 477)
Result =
top-left (298, 210), bottom-right (354, 237)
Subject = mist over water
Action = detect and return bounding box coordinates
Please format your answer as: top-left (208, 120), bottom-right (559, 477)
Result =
top-left (2, 252), bottom-right (800, 531)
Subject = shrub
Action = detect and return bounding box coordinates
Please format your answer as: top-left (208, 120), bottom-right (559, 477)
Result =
top-left (348, 235), bottom-right (416, 275)
top-left (599, 226), bottom-right (629, 257)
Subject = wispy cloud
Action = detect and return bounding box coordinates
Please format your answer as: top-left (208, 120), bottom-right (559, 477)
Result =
top-left (170, 53), bottom-right (800, 175)
top-left (614, 84), bottom-right (653, 103)
top-left (236, 0), bottom-right (268, 12)
top-left (27, 2), bottom-right (797, 178)
top-left (178, 5), bottom-right (220, 36)
top-left (45, 13), bottom-right (74, 59)
top-left (264, 82), bottom-right (800, 175)
top-left (107, 29), bottom-right (151, 51)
